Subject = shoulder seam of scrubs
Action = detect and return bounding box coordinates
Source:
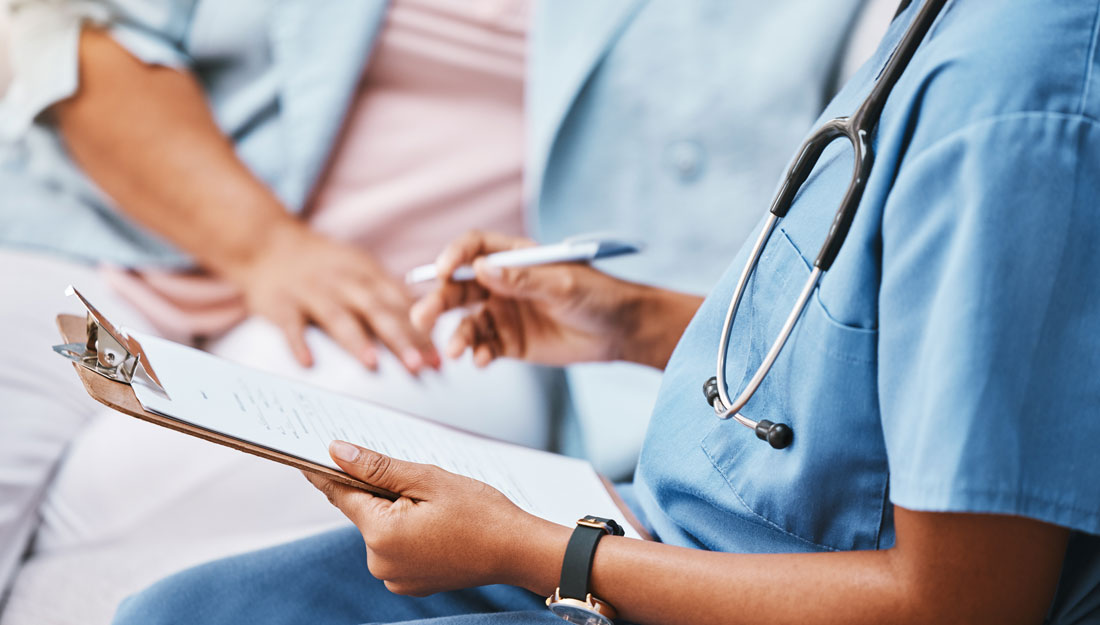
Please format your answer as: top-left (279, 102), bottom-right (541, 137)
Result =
top-left (1078, 1), bottom-right (1100, 116)
top-left (888, 480), bottom-right (1100, 534)
top-left (901, 111), bottom-right (1100, 157)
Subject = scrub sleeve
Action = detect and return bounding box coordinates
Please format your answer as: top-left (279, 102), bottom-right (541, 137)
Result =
top-left (878, 112), bottom-right (1100, 534)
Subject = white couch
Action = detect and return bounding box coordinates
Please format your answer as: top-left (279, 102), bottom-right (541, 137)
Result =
top-left (0, 412), bottom-right (350, 625)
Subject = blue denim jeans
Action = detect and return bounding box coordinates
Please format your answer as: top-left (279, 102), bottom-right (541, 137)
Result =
top-left (111, 525), bottom-right (565, 625)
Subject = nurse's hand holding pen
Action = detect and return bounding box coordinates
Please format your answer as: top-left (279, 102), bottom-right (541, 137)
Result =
top-left (408, 231), bottom-right (702, 370)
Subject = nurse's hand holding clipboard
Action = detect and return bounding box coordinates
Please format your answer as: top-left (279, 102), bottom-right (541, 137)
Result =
top-left (304, 439), bottom-right (569, 598)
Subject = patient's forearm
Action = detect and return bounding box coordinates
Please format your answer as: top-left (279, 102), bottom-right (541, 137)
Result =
top-left (52, 28), bottom-right (298, 279)
top-left (510, 508), bottom-right (1067, 625)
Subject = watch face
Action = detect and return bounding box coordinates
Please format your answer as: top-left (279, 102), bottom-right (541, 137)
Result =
top-left (548, 601), bottom-right (614, 625)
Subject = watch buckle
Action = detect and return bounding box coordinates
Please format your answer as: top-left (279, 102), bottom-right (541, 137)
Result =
top-left (576, 518), bottom-right (611, 533)
top-left (575, 516), bottom-right (624, 536)
top-left (546, 588), bottom-right (618, 621)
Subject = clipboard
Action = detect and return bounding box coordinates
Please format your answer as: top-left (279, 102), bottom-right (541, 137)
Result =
top-left (54, 288), bottom-right (650, 538)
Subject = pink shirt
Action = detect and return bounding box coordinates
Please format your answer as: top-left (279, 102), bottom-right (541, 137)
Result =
top-left (103, 0), bottom-right (528, 341)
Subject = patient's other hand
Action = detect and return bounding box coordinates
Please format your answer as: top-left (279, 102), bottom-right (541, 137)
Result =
top-left (230, 224), bottom-right (439, 374)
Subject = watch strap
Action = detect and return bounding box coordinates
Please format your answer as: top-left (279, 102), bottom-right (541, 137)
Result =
top-left (558, 516), bottom-right (623, 601)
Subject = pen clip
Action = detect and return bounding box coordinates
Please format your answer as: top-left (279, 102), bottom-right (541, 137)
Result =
top-left (562, 233), bottom-right (645, 257)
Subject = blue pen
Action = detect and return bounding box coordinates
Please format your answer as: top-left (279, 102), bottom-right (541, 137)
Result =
top-left (404, 235), bottom-right (644, 284)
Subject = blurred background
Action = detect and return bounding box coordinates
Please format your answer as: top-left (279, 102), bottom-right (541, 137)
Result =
top-left (0, 2), bottom-right (894, 624)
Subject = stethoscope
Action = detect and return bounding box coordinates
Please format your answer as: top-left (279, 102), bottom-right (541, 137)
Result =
top-left (703, 0), bottom-right (948, 449)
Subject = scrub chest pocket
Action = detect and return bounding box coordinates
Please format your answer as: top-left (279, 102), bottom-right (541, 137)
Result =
top-left (701, 228), bottom-right (890, 552)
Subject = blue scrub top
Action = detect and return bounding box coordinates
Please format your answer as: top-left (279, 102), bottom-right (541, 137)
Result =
top-left (633, 1), bottom-right (1100, 621)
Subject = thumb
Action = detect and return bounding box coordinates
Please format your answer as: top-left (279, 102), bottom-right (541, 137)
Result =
top-left (473, 259), bottom-right (577, 303)
top-left (329, 441), bottom-right (434, 499)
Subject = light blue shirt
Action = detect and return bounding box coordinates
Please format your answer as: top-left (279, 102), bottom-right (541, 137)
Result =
top-left (634, 1), bottom-right (1100, 621)
top-left (0, 1), bottom-right (387, 266)
top-left (0, 0), bottom-right (858, 274)
top-left (0, 0), bottom-right (865, 479)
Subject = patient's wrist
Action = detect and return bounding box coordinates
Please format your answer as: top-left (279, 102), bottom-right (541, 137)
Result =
top-left (216, 215), bottom-right (307, 283)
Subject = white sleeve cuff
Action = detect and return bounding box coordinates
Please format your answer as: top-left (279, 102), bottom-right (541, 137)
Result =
top-left (0, 0), bottom-right (190, 142)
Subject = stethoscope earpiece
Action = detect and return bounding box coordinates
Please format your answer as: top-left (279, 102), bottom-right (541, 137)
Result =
top-left (703, 377), bottom-right (721, 407)
top-left (703, 377), bottom-right (792, 450)
top-left (754, 420), bottom-right (793, 450)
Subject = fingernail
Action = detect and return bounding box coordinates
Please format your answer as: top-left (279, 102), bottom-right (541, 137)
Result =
top-left (474, 259), bottom-right (501, 279)
top-left (360, 348), bottom-right (378, 370)
top-left (330, 440), bottom-right (360, 463)
top-left (435, 254), bottom-right (452, 278)
top-left (296, 349), bottom-right (314, 368)
top-left (446, 337), bottom-right (464, 359)
top-left (402, 348), bottom-right (424, 372)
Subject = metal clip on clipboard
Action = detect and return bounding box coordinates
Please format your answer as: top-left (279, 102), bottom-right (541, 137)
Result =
top-left (52, 286), bottom-right (168, 397)
top-left (48, 288), bottom-right (394, 497)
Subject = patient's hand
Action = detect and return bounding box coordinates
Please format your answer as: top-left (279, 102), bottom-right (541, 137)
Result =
top-left (410, 231), bottom-right (702, 369)
top-left (54, 29), bottom-right (438, 375)
top-left (230, 224), bottom-right (439, 374)
top-left (305, 440), bottom-right (568, 596)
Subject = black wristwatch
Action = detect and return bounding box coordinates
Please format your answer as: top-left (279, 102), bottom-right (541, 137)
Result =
top-left (545, 515), bottom-right (625, 625)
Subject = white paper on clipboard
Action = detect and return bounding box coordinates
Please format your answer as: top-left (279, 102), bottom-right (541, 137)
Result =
top-left (126, 331), bottom-right (642, 539)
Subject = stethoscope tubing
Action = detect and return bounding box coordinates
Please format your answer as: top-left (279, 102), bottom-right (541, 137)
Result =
top-left (706, 0), bottom-right (949, 449)
top-left (714, 246), bottom-right (822, 423)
